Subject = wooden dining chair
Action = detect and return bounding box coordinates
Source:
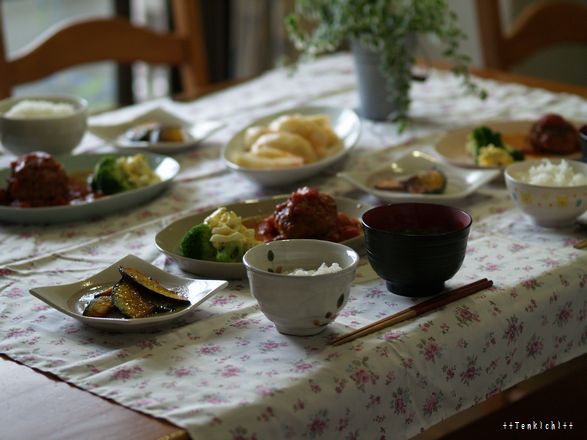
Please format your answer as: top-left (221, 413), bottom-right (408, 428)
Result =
top-left (0, 0), bottom-right (209, 100)
top-left (475, 0), bottom-right (587, 70)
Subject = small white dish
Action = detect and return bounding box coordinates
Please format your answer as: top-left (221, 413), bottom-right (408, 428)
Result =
top-left (155, 194), bottom-right (370, 279)
top-left (338, 151), bottom-right (499, 203)
top-left (0, 95), bottom-right (88, 156)
top-left (0, 152), bottom-right (179, 224)
top-left (505, 159), bottom-right (587, 228)
top-left (29, 254), bottom-right (228, 331)
top-left (243, 239), bottom-right (359, 336)
top-left (88, 106), bottom-right (223, 154)
top-left (222, 106), bottom-right (361, 186)
top-left (435, 120), bottom-right (581, 169)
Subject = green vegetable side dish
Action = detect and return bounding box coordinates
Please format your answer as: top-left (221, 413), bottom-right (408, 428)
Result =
top-left (466, 126), bottom-right (524, 167)
top-left (91, 154), bottom-right (161, 195)
top-left (179, 207), bottom-right (260, 263)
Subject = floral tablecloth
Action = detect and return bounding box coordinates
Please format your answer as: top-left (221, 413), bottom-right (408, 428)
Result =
top-left (1, 54), bottom-right (587, 439)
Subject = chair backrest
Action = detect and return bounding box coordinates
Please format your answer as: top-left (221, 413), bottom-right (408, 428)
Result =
top-left (0, 0), bottom-right (209, 99)
top-left (476, 0), bottom-right (587, 70)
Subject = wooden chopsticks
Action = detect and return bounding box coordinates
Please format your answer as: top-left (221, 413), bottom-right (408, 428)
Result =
top-left (574, 239), bottom-right (587, 249)
top-left (331, 278), bottom-right (493, 346)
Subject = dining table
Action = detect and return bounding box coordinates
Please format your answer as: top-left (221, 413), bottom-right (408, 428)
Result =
top-left (1, 52), bottom-right (587, 440)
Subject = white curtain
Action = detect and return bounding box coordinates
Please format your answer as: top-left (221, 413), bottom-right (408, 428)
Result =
top-left (230, 0), bottom-right (294, 78)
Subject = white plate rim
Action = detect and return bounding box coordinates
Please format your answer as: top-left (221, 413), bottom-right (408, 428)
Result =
top-left (338, 150), bottom-right (500, 203)
top-left (29, 254), bottom-right (228, 331)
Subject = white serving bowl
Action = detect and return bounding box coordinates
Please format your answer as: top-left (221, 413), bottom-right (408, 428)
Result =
top-left (0, 95), bottom-right (88, 156)
top-left (504, 159), bottom-right (587, 227)
top-left (222, 106), bottom-right (361, 187)
top-left (243, 239), bottom-right (359, 336)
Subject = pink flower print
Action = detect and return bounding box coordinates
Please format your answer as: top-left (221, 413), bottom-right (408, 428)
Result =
top-left (0, 268), bottom-right (15, 276)
top-left (172, 367), bottom-right (193, 377)
top-left (307, 410), bottom-right (329, 435)
top-left (294, 361), bottom-right (314, 372)
top-left (417, 337), bottom-right (442, 363)
top-left (509, 243), bottom-right (528, 252)
top-left (138, 339), bottom-right (160, 350)
top-left (443, 364), bottom-right (455, 381)
top-left (503, 315), bottom-right (524, 344)
top-left (455, 305), bottom-right (480, 327)
top-left (256, 406), bottom-right (274, 422)
top-left (259, 339), bottom-right (287, 352)
top-left (221, 365), bottom-right (242, 378)
top-left (419, 321), bottom-right (433, 332)
top-left (554, 302), bottom-right (573, 327)
top-left (350, 369), bottom-right (370, 386)
top-left (526, 334), bottom-right (544, 358)
top-left (541, 257), bottom-right (560, 268)
top-left (366, 394), bottom-right (381, 409)
top-left (521, 278), bottom-right (542, 290)
top-left (440, 322), bottom-right (450, 334)
top-left (383, 330), bottom-right (403, 341)
top-left (483, 263), bottom-right (499, 272)
top-left (309, 379), bottom-right (322, 393)
top-left (392, 387), bottom-right (411, 415)
top-left (229, 426), bottom-right (257, 440)
top-left (334, 378), bottom-right (347, 393)
top-left (459, 356), bottom-right (481, 385)
top-left (525, 299), bottom-right (537, 312)
top-left (7, 287), bottom-right (24, 298)
top-left (366, 287), bottom-right (386, 298)
top-left (199, 344), bottom-right (222, 355)
top-left (111, 366), bottom-right (143, 382)
top-left (422, 392), bottom-right (443, 416)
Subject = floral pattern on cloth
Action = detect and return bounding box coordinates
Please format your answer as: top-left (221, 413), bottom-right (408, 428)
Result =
top-left (1, 53), bottom-right (587, 439)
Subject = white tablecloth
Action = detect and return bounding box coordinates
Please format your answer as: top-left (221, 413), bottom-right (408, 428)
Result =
top-left (1, 54), bottom-right (587, 439)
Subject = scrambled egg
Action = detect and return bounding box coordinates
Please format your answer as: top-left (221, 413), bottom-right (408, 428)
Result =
top-left (204, 207), bottom-right (260, 250)
top-left (116, 154), bottom-right (161, 188)
top-left (477, 145), bottom-right (514, 167)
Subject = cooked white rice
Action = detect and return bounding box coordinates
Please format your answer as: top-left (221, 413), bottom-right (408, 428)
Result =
top-left (520, 159), bottom-right (587, 187)
top-left (287, 262), bottom-right (342, 276)
top-left (4, 99), bottom-right (76, 119)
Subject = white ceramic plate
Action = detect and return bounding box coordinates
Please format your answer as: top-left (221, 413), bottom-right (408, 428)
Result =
top-left (338, 151), bottom-right (500, 203)
top-left (435, 120), bottom-right (581, 169)
top-left (0, 152), bottom-right (179, 224)
top-left (88, 106), bottom-right (223, 154)
top-left (29, 254), bottom-right (228, 331)
top-left (156, 195), bottom-right (370, 279)
top-left (222, 106), bottom-right (361, 186)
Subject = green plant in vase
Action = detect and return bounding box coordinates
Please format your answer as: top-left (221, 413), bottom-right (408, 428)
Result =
top-left (286, 0), bottom-right (486, 128)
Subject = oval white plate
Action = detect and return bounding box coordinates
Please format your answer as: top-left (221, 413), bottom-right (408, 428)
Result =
top-left (29, 254), bottom-right (228, 331)
top-left (222, 106), bottom-right (361, 186)
top-left (0, 152), bottom-right (179, 224)
top-left (338, 151), bottom-right (500, 203)
top-left (435, 120), bottom-right (581, 169)
top-left (88, 106), bottom-right (223, 154)
top-left (156, 195), bottom-right (370, 279)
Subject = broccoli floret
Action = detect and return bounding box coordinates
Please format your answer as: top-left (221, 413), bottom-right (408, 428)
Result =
top-left (471, 126), bottom-right (505, 149)
top-left (509, 148), bottom-right (525, 161)
top-left (91, 156), bottom-right (131, 195)
top-left (179, 223), bottom-right (217, 260)
top-left (215, 240), bottom-right (245, 263)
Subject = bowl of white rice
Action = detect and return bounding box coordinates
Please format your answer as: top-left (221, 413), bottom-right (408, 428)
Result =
top-left (0, 95), bottom-right (88, 156)
top-left (505, 159), bottom-right (587, 227)
top-left (243, 239), bottom-right (359, 336)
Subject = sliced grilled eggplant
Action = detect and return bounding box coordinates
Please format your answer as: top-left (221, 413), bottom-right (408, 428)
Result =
top-left (83, 295), bottom-right (115, 318)
top-left (118, 266), bottom-right (189, 303)
top-left (375, 169), bottom-right (447, 194)
top-left (111, 279), bottom-right (157, 318)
